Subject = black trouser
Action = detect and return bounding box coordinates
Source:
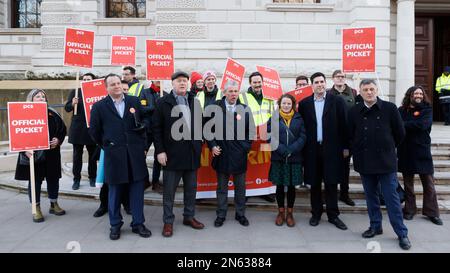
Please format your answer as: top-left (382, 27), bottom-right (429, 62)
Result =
top-left (403, 173), bottom-right (440, 218)
top-left (99, 183), bottom-right (130, 211)
top-left (340, 155), bottom-right (351, 198)
top-left (28, 178), bottom-right (59, 204)
top-left (442, 103), bottom-right (450, 124)
top-left (276, 185), bottom-right (296, 208)
top-left (146, 137), bottom-right (162, 185)
top-left (73, 144), bottom-right (98, 180)
top-left (310, 143), bottom-right (340, 220)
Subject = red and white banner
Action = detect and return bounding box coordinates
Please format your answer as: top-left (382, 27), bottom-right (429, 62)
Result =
top-left (8, 102), bottom-right (50, 152)
top-left (342, 27), bottom-right (376, 73)
top-left (196, 137), bottom-right (275, 199)
top-left (256, 65), bottom-right (283, 101)
top-left (81, 79), bottom-right (108, 127)
top-left (286, 85), bottom-right (313, 104)
top-left (220, 58), bottom-right (246, 91)
top-left (111, 35), bottom-right (136, 66)
top-left (63, 28), bottom-right (95, 68)
top-left (146, 40), bottom-right (174, 80)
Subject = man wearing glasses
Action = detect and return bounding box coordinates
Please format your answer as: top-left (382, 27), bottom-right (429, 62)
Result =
top-left (327, 70), bottom-right (358, 207)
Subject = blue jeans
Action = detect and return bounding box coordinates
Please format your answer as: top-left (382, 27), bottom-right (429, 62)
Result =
top-left (360, 173), bottom-right (408, 238)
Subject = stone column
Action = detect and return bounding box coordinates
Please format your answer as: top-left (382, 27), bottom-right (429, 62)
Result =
top-left (395, 0), bottom-right (415, 106)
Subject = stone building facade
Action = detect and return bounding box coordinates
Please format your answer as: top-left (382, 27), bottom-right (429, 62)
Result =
top-left (0, 0), bottom-right (449, 107)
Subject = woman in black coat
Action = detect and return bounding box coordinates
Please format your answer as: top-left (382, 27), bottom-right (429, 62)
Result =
top-left (397, 86), bottom-right (442, 225)
top-left (15, 89), bottom-right (67, 223)
top-left (268, 94), bottom-right (306, 227)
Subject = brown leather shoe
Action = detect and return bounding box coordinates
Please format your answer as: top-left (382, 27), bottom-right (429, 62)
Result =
top-left (286, 208), bottom-right (295, 227)
top-left (162, 224), bottom-right (173, 237)
top-left (275, 207), bottom-right (285, 226)
top-left (183, 218), bottom-right (205, 229)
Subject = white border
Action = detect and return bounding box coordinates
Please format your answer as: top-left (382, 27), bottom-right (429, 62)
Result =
top-left (145, 39), bottom-right (175, 80)
top-left (80, 78), bottom-right (106, 128)
top-left (341, 26), bottom-right (376, 73)
top-left (110, 35), bottom-right (137, 66)
top-left (220, 57), bottom-right (246, 92)
top-left (256, 65), bottom-right (282, 101)
top-left (8, 102), bottom-right (50, 153)
top-left (63, 27), bottom-right (96, 69)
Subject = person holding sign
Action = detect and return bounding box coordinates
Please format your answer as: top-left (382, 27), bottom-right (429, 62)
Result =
top-left (15, 89), bottom-right (67, 223)
top-left (326, 70), bottom-right (357, 207)
top-left (197, 71), bottom-right (222, 109)
top-left (268, 94), bottom-right (306, 227)
top-left (152, 71), bottom-right (204, 237)
top-left (240, 71), bottom-right (276, 203)
top-left (206, 80), bottom-right (255, 227)
top-left (89, 74), bottom-right (151, 240)
top-left (298, 72), bottom-right (349, 230)
top-left (64, 72), bottom-right (99, 190)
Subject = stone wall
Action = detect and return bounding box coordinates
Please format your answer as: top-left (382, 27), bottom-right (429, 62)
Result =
top-left (0, 0), bottom-right (397, 100)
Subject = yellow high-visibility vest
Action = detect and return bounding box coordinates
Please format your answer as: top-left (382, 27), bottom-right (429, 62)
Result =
top-left (436, 74), bottom-right (450, 93)
top-left (239, 92), bottom-right (274, 126)
top-left (128, 83), bottom-right (144, 97)
top-left (197, 90), bottom-right (223, 109)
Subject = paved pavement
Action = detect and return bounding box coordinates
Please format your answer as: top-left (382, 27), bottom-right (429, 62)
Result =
top-left (0, 188), bottom-right (449, 253)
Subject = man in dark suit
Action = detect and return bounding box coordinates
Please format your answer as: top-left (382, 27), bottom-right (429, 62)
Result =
top-left (206, 80), bottom-right (255, 227)
top-left (64, 72), bottom-right (99, 190)
top-left (89, 73), bottom-right (151, 240)
top-left (298, 72), bottom-right (349, 230)
top-left (348, 79), bottom-right (411, 250)
top-left (152, 71), bottom-right (204, 237)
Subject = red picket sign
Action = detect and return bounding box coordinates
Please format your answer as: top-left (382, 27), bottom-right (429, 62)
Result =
top-left (8, 102), bottom-right (50, 152)
top-left (81, 79), bottom-right (108, 127)
top-left (286, 85), bottom-right (313, 104)
top-left (220, 58), bottom-right (246, 91)
top-left (256, 65), bottom-right (283, 101)
top-left (342, 27), bottom-right (376, 73)
top-left (111, 35), bottom-right (136, 66)
top-left (146, 40), bottom-right (174, 80)
top-left (64, 28), bottom-right (95, 68)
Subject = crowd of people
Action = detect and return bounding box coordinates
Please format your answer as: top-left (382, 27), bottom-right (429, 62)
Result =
top-left (14, 66), bottom-right (448, 251)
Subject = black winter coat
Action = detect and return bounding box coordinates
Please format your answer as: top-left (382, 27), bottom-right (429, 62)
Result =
top-left (397, 103), bottom-right (434, 174)
top-left (138, 87), bottom-right (159, 136)
top-left (268, 111), bottom-right (306, 164)
top-left (15, 109), bottom-right (67, 181)
top-left (206, 98), bottom-right (254, 174)
top-left (152, 91), bottom-right (203, 171)
top-left (348, 99), bottom-right (405, 174)
top-left (298, 94), bottom-right (349, 185)
top-left (64, 89), bottom-right (95, 145)
top-left (89, 95), bottom-right (149, 185)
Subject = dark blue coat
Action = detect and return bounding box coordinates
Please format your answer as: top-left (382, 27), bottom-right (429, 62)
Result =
top-left (348, 98), bottom-right (405, 174)
top-left (206, 98), bottom-right (254, 175)
top-left (89, 95), bottom-right (148, 185)
top-left (267, 112), bottom-right (306, 164)
top-left (298, 94), bottom-right (349, 185)
top-left (397, 103), bottom-right (434, 174)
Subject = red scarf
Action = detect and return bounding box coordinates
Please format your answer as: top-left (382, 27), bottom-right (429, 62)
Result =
top-left (151, 83), bottom-right (160, 93)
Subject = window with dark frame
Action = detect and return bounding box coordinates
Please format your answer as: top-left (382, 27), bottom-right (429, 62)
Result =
top-left (11, 0), bottom-right (42, 28)
top-left (106, 0), bottom-right (146, 18)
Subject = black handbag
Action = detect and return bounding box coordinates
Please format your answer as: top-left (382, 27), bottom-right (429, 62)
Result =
top-left (19, 150), bottom-right (46, 166)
